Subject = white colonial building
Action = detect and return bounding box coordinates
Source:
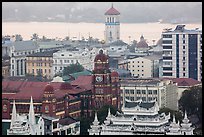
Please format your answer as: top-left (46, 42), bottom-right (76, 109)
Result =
top-left (9, 41), bottom-right (40, 76)
top-left (89, 99), bottom-right (194, 135)
top-left (120, 78), bottom-right (178, 111)
top-left (52, 47), bottom-right (97, 76)
top-left (104, 4), bottom-right (120, 43)
top-left (7, 97), bottom-right (44, 135)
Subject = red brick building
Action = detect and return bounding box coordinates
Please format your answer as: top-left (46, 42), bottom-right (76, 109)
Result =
top-left (2, 81), bottom-right (92, 119)
top-left (92, 50), bottom-right (120, 109)
top-left (2, 50), bottom-right (121, 120)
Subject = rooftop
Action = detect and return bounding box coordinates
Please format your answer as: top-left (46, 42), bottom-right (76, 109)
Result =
top-left (105, 5), bottom-right (120, 15)
top-left (26, 50), bottom-right (58, 57)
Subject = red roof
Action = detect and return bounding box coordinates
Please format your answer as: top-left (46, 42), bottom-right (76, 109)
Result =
top-left (2, 81), bottom-right (63, 100)
top-left (164, 78), bottom-right (201, 87)
top-left (2, 93), bottom-right (16, 99)
top-left (71, 75), bottom-right (92, 87)
top-left (105, 6), bottom-right (120, 15)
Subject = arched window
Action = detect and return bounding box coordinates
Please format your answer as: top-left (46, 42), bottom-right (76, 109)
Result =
top-left (3, 104), bottom-right (7, 112)
top-left (45, 105), bottom-right (49, 113)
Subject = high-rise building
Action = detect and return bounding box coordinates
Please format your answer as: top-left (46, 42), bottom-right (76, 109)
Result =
top-left (104, 4), bottom-right (120, 43)
top-left (162, 25), bottom-right (202, 81)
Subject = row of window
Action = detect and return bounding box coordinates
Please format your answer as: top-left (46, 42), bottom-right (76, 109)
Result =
top-left (54, 59), bottom-right (76, 64)
top-left (126, 96), bottom-right (157, 101)
top-left (28, 68), bottom-right (51, 74)
top-left (125, 89), bottom-right (158, 94)
top-left (15, 50), bottom-right (35, 56)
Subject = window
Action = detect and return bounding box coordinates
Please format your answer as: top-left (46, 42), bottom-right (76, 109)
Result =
top-left (183, 34), bottom-right (185, 38)
top-left (183, 68), bottom-right (186, 71)
top-left (142, 61), bottom-right (144, 63)
top-left (163, 67), bottom-right (172, 70)
top-left (3, 104), bottom-right (7, 112)
top-left (136, 90), bottom-right (141, 94)
top-left (163, 72), bottom-right (172, 76)
top-left (183, 46), bottom-right (185, 49)
top-left (142, 97), bottom-right (146, 101)
top-left (148, 90), bottom-right (152, 94)
top-left (32, 63), bottom-right (34, 66)
top-left (125, 89), bottom-right (129, 94)
top-left (132, 65), bottom-right (134, 67)
top-left (183, 57), bottom-right (185, 61)
top-left (183, 40), bottom-right (185, 44)
top-left (163, 34), bottom-right (172, 38)
top-left (45, 63), bottom-right (46, 66)
top-left (148, 97), bottom-right (152, 101)
top-left (163, 57), bottom-right (172, 60)
top-left (142, 90), bottom-right (146, 94)
top-left (61, 54), bottom-right (64, 56)
top-left (130, 90), bottom-right (134, 94)
top-left (153, 90), bottom-right (157, 94)
top-left (67, 128), bottom-right (71, 134)
top-left (163, 46), bottom-right (172, 49)
top-left (45, 105), bottom-right (49, 113)
top-left (45, 69), bottom-right (47, 73)
top-left (130, 97), bottom-right (134, 101)
top-left (60, 67), bottom-right (62, 70)
top-left (163, 40), bottom-right (172, 44)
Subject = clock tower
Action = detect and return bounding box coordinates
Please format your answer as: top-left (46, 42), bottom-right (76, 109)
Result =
top-left (92, 50), bottom-right (112, 109)
top-left (92, 50), bottom-right (120, 109)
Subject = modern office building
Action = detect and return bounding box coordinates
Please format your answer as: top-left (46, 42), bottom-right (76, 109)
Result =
top-left (162, 25), bottom-right (202, 81)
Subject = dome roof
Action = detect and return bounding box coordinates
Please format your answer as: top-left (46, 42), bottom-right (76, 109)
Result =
top-left (111, 71), bottom-right (119, 77)
top-left (137, 35), bottom-right (148, 48)
top-left (60, 82), bottom-right (72, 90)
top-left (105, 5), bottom-right (120, 15)
top-left (94, 50), bottom-right (108, 62)
top-left (44, 84), bottom-right (54, 92)
top-left (137, 41), bottom-right (148, 48)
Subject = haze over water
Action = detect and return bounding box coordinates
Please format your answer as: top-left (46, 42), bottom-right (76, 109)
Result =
top-left (2, 22), bottom-right (202, 44)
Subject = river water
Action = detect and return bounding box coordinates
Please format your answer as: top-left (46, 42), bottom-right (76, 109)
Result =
top-left (2, 22), bottom-right (202, 44)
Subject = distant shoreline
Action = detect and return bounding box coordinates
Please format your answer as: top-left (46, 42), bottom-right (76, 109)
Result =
top-left (2, 20), bottom-right (202, 25)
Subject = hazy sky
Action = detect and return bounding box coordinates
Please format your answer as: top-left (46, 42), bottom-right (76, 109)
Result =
top-left (2, 2), bottom-right (202, 23)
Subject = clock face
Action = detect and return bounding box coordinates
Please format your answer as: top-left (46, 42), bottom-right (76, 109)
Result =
top-left (96, 76), bottom-right (103, 82)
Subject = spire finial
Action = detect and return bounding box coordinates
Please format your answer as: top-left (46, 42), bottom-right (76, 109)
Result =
top-left (184, 110), bottom-right (187, 119)
top-left (10, 100), bottom-right (17, 128)
top-left (108, 107), bottom-right (111, 117)
top-left (29, 96), bottom-right (36, 125)
top-left (173, 114), bottom-right (176, 123)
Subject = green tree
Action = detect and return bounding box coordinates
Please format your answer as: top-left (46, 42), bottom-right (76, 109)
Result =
top-left (62, 62), bottom-right (84, 76)
top-left (179, 85), bottom-right (202, 124)
top-left (96, 105), bottom-right (117, 124)
top-left (159, 107), bottom-right (183, 123)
